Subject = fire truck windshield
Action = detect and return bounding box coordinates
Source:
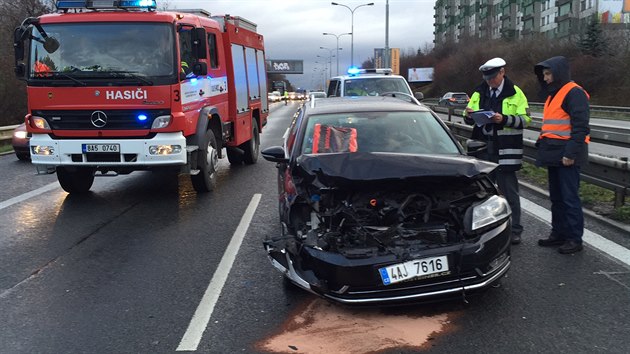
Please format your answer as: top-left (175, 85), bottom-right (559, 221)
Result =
top-left (29, 22), bottom-right (175, 83)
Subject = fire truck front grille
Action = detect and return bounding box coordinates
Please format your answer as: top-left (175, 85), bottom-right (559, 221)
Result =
top-left (32, 109), bottom-right (171, 130)
top-left (71, 153), bottom-right (139, 162)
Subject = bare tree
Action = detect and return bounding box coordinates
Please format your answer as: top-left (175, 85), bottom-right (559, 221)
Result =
top-left (0, 0), bottom-right (52, 125)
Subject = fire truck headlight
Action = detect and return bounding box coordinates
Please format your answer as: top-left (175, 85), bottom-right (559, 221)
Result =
top-left (149, 145), bottom-right (182, 155)
top-left (152, 115), bottom-right (171, 129)
top-left (32, 145), bottom-right (55, 155)
top-left (32, 116), bottom-right (51, 130)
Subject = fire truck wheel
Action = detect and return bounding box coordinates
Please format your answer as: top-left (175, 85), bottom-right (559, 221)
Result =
top-left (56, 167), bottom-right (95, 194)
top-left (191, 129), bottom-right (218, 192)
top-left (241, 119), bottom-right (260, 164)
top-left (226, 147), bottom-right (244, 165)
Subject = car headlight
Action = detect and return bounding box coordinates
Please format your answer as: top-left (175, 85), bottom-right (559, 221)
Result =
top-left (14, 131), bottom-right (28, 139)
top-left (466, 195), bottom-right (511, 233)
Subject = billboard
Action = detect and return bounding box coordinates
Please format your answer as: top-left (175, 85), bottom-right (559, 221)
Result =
top-left (598, 0), bottom-right (630, 23)
top-left (373, 48), bottom-right (400, 73)
top-left (407, 67), bottom-right (434, 83)
top-left (266, 59), bottom-right (304, 74)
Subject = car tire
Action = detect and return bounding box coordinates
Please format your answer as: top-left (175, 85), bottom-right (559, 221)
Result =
top-left (241, 119), bottom-right (260, 165)
top-left (190, 129), bottom-right (218, 193)
top-left (56, 166), bottom-right (95, 194)
top-left (16, 153), bottom-right (30, 161)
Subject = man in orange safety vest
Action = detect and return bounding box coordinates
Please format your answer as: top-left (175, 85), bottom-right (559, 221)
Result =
top-left (534, 56), bottom-right (590, 255)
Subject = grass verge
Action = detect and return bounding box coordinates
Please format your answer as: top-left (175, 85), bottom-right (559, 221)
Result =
top-left (517, 162), bottom-right (630, 224)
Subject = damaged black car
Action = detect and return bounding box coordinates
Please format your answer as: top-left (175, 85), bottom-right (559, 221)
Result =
top-left (261, 96), bottom-right (511, 305)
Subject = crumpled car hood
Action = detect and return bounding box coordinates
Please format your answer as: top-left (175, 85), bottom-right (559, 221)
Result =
top-left (295, 152), bottom-right (497, 187)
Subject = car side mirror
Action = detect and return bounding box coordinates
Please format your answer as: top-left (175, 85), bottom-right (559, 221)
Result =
top-left (466, 139), bottom-right (487, 158)
top-left (414, 92), bottom-right (424, 101)
top-left (261, 146), bottom-right (288, 163)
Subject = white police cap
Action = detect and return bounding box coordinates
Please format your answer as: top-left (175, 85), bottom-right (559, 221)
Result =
top-left (479, 57), bottom-right (506, 80)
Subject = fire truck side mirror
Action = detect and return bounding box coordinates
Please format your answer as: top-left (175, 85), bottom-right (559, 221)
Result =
top-left (193, 62), bottom-right (208, 76)
top-left (193, 28), bottom-right (207, 59)
top-left (13, 27), bottom-right (25, 61)
top-left (15, 64), bottom-right (26, 78)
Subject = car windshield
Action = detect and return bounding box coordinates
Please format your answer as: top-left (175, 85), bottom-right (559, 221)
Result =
top-left (300, 111), bottom-right (460, 155)
top-left (29, 23), bottom-right (175, 80)
top-left (343, 78), bottom-right (411, 96)
top-left (452, 93), bottom-right (469, 99)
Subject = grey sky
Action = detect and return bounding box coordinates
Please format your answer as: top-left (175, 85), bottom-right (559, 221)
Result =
top-left (168, 0), bottom-right (436, 89)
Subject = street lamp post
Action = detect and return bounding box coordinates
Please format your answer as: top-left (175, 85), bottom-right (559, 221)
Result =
top-left (331, 2), bottom-right (374, 68)
top-left (317, 52), bottom-right (336, 79)
top-left (323, 32), bottom-right (350, 75)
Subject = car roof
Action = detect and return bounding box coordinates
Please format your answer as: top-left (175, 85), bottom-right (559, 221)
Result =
top-left (305, 96), bottom-right (431, 115)
top-left (330, 73), bottom-right (407, 80)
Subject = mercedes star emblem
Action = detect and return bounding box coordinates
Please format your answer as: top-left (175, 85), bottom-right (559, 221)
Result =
top-left (90, 111), bottom-right (107, 128)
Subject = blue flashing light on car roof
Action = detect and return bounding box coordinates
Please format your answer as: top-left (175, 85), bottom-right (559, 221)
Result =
top-left (347, 66), bottom-right (361, 76)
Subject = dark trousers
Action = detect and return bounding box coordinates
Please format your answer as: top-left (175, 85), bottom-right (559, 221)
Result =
top-left (496, 170), bottom-right (523, 235)
top-left (548, 165), bottom-right (583, 243)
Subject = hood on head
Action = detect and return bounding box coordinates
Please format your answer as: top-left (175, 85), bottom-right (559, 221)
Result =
top-left (534, 56), bottom-right (571, 96)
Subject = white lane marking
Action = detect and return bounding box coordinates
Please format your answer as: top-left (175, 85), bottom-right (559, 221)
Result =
top-left (176, 193), bottom-right (262, 352)
top-left (521, 198), bottom-right (630, 267)
top-left (0, 182), bottom-right (59, 211)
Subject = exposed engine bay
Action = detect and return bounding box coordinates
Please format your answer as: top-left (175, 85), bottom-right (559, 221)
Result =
top-left (287, 177), bottom-right (495, 259)
top-left (287, 155), bottom-right (504, 258)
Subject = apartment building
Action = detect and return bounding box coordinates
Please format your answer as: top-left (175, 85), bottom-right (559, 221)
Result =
top-left (434, 0), bottom-right (628, 44)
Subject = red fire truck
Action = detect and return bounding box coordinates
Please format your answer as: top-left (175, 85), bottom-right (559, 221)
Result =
top-left (13, 0), bottom-right (269, 193)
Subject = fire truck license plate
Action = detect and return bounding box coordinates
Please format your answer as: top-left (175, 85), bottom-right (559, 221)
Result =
top-left (82, 144), bottom-right (120, 153)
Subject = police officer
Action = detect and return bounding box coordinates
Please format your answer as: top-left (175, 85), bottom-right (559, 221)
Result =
top-left (464, 57), bottom-right (531, 245)
top-left (534, 56), bottom-right (590, 254)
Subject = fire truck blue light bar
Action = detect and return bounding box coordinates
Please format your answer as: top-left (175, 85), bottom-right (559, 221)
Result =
top-left (116, 0), bottom-right (156, 8)
top-left (56, 0), bottom-right (89, 8)
top-left (56, 0), bottom-right (156, 10)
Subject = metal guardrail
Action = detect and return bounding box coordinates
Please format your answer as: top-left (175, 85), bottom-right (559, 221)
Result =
top-left (429, 104), bottom-right (629, 208)
top-left (0, 125), bottom-right (19, 146)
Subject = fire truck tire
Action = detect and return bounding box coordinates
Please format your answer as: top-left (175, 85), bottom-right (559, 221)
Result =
top-left (191, 129), bottom-right (218, 192)
top-left (241, 119), bottom-right (260, 164)
top-left (226, 147), bottom-right (244, 165)
top-left (56, 166), bottom-right (95, 194)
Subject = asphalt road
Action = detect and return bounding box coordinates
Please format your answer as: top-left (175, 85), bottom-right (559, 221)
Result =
top-left (0, 101), bottom-right (629, 354)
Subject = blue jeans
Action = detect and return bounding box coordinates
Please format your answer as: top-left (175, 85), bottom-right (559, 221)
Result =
top-left (548, 165), bottom-right (583, 243)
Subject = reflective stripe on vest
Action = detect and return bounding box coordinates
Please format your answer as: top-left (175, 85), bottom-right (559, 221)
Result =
top-left (541, 82), bottom-right (590, 143)
top-left (312, 124), bottom-right (358, 154)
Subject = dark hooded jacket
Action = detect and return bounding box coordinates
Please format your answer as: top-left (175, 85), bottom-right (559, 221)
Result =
top-left (534, 56), bottom-right (590, 167)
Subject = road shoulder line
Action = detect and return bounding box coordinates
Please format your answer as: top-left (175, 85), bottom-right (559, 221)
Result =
top-left (521, 197), bottom-right (630, 268)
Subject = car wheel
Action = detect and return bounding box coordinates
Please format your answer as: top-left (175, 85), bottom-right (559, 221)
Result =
top-left (16, 153), bottom-right (30, 161)
top-left (56, 166), bottom-right (95, 194)
top-left (241, 119), bottom-right (260, 165)
top-left (191, 129), bottom-right (218, 192)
